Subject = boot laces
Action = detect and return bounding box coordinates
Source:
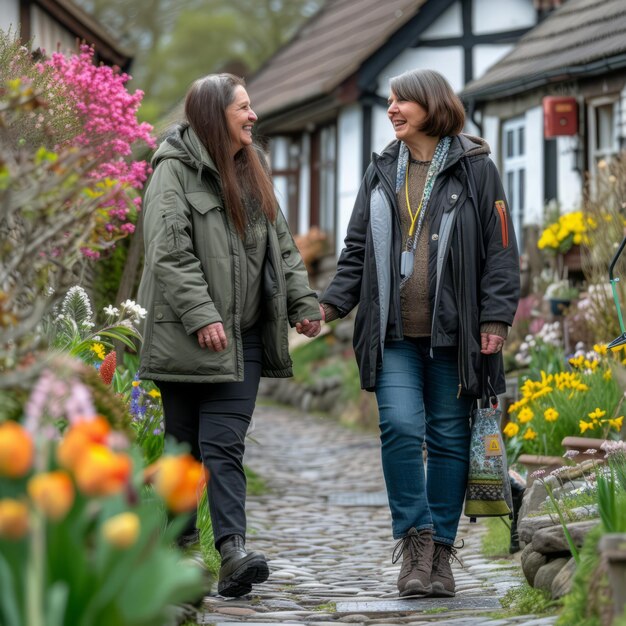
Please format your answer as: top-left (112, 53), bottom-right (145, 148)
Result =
top-left (392, 531), bottom-right (430, 565)
top-left (433, 542), bottom-right (463, 568)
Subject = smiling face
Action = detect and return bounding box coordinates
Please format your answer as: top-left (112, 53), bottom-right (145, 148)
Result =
top-left (387, 90), bottom-right (428, 144)
top-left (226, 85), bottom-right (257, 156)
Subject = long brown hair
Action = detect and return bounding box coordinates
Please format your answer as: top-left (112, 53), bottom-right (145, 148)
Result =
top-left (184, 73), bottom-right (277, 234)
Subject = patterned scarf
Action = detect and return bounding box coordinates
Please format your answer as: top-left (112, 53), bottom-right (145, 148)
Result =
top-left (396, 136), bottom-right (452, 288)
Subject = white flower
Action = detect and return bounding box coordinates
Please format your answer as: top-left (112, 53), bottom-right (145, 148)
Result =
top-left (103, 305), bottom-right (119, 317)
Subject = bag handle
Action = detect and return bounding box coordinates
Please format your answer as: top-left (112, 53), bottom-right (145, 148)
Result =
top-left (482, 354), bottom-right (499, 408)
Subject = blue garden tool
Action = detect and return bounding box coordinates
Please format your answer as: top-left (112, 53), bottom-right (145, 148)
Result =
top-left (608, 236), bottom-right (626, 349)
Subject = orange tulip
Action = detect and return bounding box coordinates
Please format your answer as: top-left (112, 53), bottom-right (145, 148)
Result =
top-left (57, 417), bottom-right (110, 471)
top-left (147, 454), bottom-right (206, 514)
top-left (0, 498), bottom-right (29, 539)
top-left (0, 421), bottom-right (34, 478)
top-left (73, 444), bottom-right (132, 497)
top-left (101, 512), bottom-right (140, 549)
top-left (27, 471), bottom-right (74, 521)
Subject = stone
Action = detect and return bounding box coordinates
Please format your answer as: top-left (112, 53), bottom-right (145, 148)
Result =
top-left (531, 520), bottom-right (599, 554)
top-left (518, 480), bottom-right (548, 522)
top-left (520, 543), bottom-right (547, 586)
top-left (551, 556), bottom-right (577, 599)
top-left (533, 557), bottom-right (570, 592)
top-left (518, 514), bottom-right (561, 544)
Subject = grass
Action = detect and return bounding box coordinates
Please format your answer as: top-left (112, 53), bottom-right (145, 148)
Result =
top-left (312, 602), bottom-right (336, 612)
top-left (245, 465), bottom-right (269, 496)
top-left (480, 516), bottom-right (513, 558)
top-left (500, 583), bottom-right (559, 616)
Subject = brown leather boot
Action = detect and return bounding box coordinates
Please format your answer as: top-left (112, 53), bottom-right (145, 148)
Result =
top-left (430, 542), bottom-right (460, 597)
top-left (392, 528), bottom-right (434, 597)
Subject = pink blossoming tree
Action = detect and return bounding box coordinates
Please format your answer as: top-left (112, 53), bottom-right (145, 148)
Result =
top-left (40, 46), bottom-right (156, 256)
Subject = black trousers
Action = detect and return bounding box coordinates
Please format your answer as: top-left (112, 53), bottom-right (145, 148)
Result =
top-left (157, 328), bottom-right (262, 548)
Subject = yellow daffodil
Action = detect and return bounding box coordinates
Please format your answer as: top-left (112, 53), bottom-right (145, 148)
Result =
top-left (579, 420), bottom-right (594, 433)
top-left (544, 408), bottom-right (559, 422)
top-left (523, 428), bottom-right (537, 440)
top-left (518, 407), bottom-right (534, 424)
top-left (503, 422), bottom-right (520, 437)
top-left (588, 408), bottom-right (606, 421)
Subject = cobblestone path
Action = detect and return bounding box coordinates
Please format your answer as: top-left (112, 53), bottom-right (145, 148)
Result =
top-left (197, 405), bottom-right (559, 626)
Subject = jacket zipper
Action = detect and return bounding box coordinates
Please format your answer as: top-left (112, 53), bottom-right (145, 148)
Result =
top-left (450, 245), bottom-right (468, 398)
top-left (495, 201), bottom-right (509, 248)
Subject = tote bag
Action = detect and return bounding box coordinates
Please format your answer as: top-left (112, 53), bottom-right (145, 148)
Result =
top-left (464, 357), bottom-right (513, 521)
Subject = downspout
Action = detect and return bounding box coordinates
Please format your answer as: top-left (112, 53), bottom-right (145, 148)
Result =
top-left (467, 98), bottom-right (483, 136)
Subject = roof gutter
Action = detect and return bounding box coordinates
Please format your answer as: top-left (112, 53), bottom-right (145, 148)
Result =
top-left (462, 52), bottom-right (626, 103)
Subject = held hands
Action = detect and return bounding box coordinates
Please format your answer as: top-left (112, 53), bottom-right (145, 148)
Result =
top-left (481, 332), bottom-right (504, 355)
top-left (196, 322), bottom-right (228, 351)
top-left (295, 305), bottom-right (324, 338)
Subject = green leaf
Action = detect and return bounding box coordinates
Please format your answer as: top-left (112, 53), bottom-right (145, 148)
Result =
top-left (96, 330), bottom-right (138, 351)
top-left (45, 582), bottom-right (69, 626)
top-left (0, 552), bottom-right (21, 626)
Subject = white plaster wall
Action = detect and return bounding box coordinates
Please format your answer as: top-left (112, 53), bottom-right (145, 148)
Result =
top-left (556, 136), bottom-right (583, 212)
top-left (376, 47), bottom-right (465, 97)
top-left (473, 44), bottom-right (515, 81)
top-left (0, 0), bottom-right (19, 35)
top-left (524, 106), bottom-right (544, 226)
top-left (473, 0), bottom-right (536, 34)
top-left (32, 5), bottom-right (77, 55)
top-left (482, 115), bottom-right (500, 169)
top-left (298, 133), bottom-right (311, 235)
top-left (420, 1), bottom-right (462, 39)
top-left (372, 105), bottom-right (394, 155)
top-left (271, 137), bottom-right (289, 170)
top-left (336, 105), bottom-right (363, 255)
top-left (273, 178), bottom-right (289, 219)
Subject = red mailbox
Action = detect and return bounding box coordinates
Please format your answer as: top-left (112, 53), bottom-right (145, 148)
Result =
top-left (543, 96), bottom-right (578, 137)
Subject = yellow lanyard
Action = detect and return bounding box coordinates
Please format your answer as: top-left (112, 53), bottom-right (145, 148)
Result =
top-left (405, 161), bottom-right (423, 237)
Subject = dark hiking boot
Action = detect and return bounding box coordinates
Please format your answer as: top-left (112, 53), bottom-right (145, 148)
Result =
top-left (392, 528), bottom-right (434, 597)
top-left (217, 535), bottom-right (269, 598)
top-left (430, 542), bottom-right (461, 597)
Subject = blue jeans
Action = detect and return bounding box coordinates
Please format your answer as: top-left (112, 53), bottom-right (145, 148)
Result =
top-left (375, 337), bottom-right (474, 544)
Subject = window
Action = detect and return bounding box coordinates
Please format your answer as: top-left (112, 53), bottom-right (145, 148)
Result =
top-left (588, 99), bottom-right (618, 166)
top-left (587, 98), bottom-right (618, 197)
top-left (502, 117), bottom-right (526, 249)
top-left (269, 136), bottom-right (300, 233)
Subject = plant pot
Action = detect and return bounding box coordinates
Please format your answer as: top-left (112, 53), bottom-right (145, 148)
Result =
top-left (550, 298), bottom-right (571, 316)
top-left (518, 453), bottom-right (565, 485)
top-left (598, 533), bottom-right (626, 619)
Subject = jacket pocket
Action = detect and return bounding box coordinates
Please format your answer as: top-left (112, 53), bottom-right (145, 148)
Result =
top-left (185, 191), bottom-right (222, 215)
top-left (149, 303), bottom-right (233, 375)
top-left (494, 200), bottom-right (509, 248)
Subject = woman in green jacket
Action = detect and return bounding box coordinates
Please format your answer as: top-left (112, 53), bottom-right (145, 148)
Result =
top-left (137, 73), bottom-right (322, 598)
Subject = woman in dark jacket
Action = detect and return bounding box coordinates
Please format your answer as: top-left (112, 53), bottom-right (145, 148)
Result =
top-left (138, 74), bottom-right (321, 598)
top-left (320, 69), bottom-right (519, 598)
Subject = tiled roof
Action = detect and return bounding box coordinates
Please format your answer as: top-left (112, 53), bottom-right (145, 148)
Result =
top-left (247, 0), bottom-right (426, 117)
top-left (462, 0), bottom-right (626, 100)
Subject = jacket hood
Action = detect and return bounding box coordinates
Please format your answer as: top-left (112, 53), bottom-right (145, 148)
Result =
top-left (457, 133), bottom-right (490, 157)
top-left (151, 124), bottom-right (219, 177)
